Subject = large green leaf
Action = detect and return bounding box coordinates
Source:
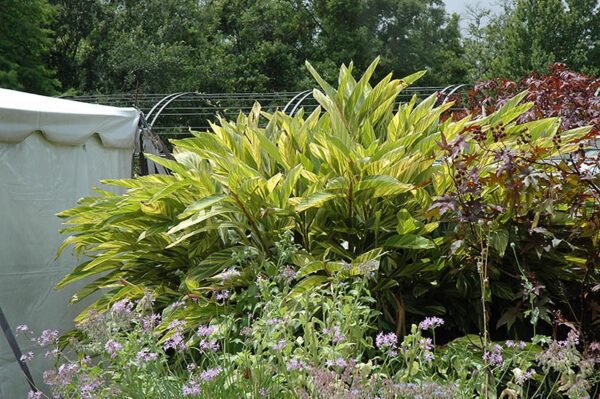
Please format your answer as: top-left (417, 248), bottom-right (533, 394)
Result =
top-left (385, 234), bottom-right (435, 249)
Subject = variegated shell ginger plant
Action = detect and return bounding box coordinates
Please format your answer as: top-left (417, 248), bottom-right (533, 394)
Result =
top-left (56, 58), bottom-right (591, 335)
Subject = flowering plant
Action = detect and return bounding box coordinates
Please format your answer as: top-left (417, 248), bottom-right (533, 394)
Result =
top-left (18, 263), bottom-right (600, 398)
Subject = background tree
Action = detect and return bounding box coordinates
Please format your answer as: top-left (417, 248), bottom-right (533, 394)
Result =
top-left (373, 0), bottom-right (467, 86)
top-left (465, 0), bottom-right (600, 81)
top-left (48, 0), bottom-right (107, 93)
top-left (0, 0), bottom-right (59, 94)
top-left (45, 0), bottom-right (468, 94)
top-left (197, 0), bottom-right (319, 92)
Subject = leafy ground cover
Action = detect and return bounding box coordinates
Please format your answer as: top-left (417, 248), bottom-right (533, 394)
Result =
top-left (19, 60), bottom-right (600, 398)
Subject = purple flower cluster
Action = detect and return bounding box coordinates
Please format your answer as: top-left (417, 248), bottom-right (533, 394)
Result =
top-left (78, 375), bottom-right (102, 399)
top-left (265, 317), bottom-right (283, 326)
top-left (376, 331), bottom-right (398, 355)
top-left (105, 339), bottom-right (123, 359)
top-left (141, 313), bottom-right (161, 332)
top-left (272, 339), bottom-right (287, 351)
top-left (16, 324), bottom-right (31, 336)
top-left (514, 368), bottom-right (536, 385)
top-left (423, 351), bottom-right (435, 362)
top-left (323, 325), bottom-right (346, 344)
top-left (182, 382), bottom-right (201, 397)
top-left (20, 351), bottom-right (34, 363)
top-left (380, 381), bottom-right (458, 399)
top-left (325, 357), bottom-right (348, 368)
top-left (483, 344), bottom-right (503, 367)
top-left (286, 358), bottom-right (308, 371)
top-left (163, 320), bottom-right (188, 352)
top-left (537, 329), bottom-right (581, 370)
top-left (200, 367), bottom-right (223, 382)
top-left (43, 362), bottom-right (79, 388)
top-left (164, 333), bottom-right (187, 352)
top-left (216, 290), bottom-right (230, 301)
top-left (136, 349), bottom-right (159, 363)
top-left (199, 339), bottom-right (220, 352)
top-left (418, 337), bottom-right (433, 351)
top-left (34, 329), bottom-right (59, 347)
top-left (561, 330), bottom-right (579, 347)
top-left (358, 259), bottom-right (379, 278)
top-left (418, 317), bottom-right (445, 331)
top-left (181, 368), bottom-right (223, 398)
top-left (505, 340), bottom-right (526, 349)
top-left (27, 391), bottom-right (42, 399)
top-left (278, 265), bottom-right (297, 284)
top-left (44, 348), bottom-right (59, 359)
top-left (196, 323), bottom-right (219, 352)
top-left (111, 299), bottom-right (133, 317)
top-left (197, 325), bottom-right (217, 337)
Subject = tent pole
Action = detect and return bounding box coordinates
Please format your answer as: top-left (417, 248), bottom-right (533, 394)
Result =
top-left (0, 305), bottom-right (38, 392)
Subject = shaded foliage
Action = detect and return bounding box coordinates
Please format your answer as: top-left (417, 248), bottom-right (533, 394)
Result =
top-left (0, 0), bottom-right (59, 94)
top-left (438, 65), bottom-right (600, 341)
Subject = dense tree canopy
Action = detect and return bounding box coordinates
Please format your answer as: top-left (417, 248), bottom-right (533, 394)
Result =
top-left (464, 0), bottom-right (600, 81)
top-left (43, 0), bottom-right (467, 94)
top-left (0, 0), bottom-right (59, 94)
top-left (1, 0), bottom-right (599, 94)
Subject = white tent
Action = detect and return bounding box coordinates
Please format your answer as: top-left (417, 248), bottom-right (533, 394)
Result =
top-left (0, 88), bottom-right (140, 398)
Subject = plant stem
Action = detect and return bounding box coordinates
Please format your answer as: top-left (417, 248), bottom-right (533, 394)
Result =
top-left (479, 225), bottom-right (491, 398)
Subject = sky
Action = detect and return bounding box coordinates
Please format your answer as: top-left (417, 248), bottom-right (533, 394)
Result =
top-left (443, 0), bottom-right (502, 30)
top-left (444, 0), bottom-right (500, 16)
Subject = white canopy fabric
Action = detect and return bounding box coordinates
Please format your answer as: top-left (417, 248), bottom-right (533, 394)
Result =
top-left (0, 88), bottom-right (139, 148)
top-left (0, 89), bottom-right (139, 398)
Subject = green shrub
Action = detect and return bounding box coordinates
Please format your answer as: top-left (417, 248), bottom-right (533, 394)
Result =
top-left (57, 58), bottom-right (592, 338)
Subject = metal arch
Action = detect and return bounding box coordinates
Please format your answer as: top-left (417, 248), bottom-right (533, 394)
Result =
top-left (149, 92), bottom-right (205, 128)
top-left (283, 89), bottom-right (312, 115)
top-left (146, 92), bottom-right (187, 120)
top-left (443, 84), bottom-right (470, 104)
top-left (289, 90), bottom-right (314, 116)
top-left (439, 85), bottom-right (455, 96)
top-left (438, 84), bottom-right (456, 104)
